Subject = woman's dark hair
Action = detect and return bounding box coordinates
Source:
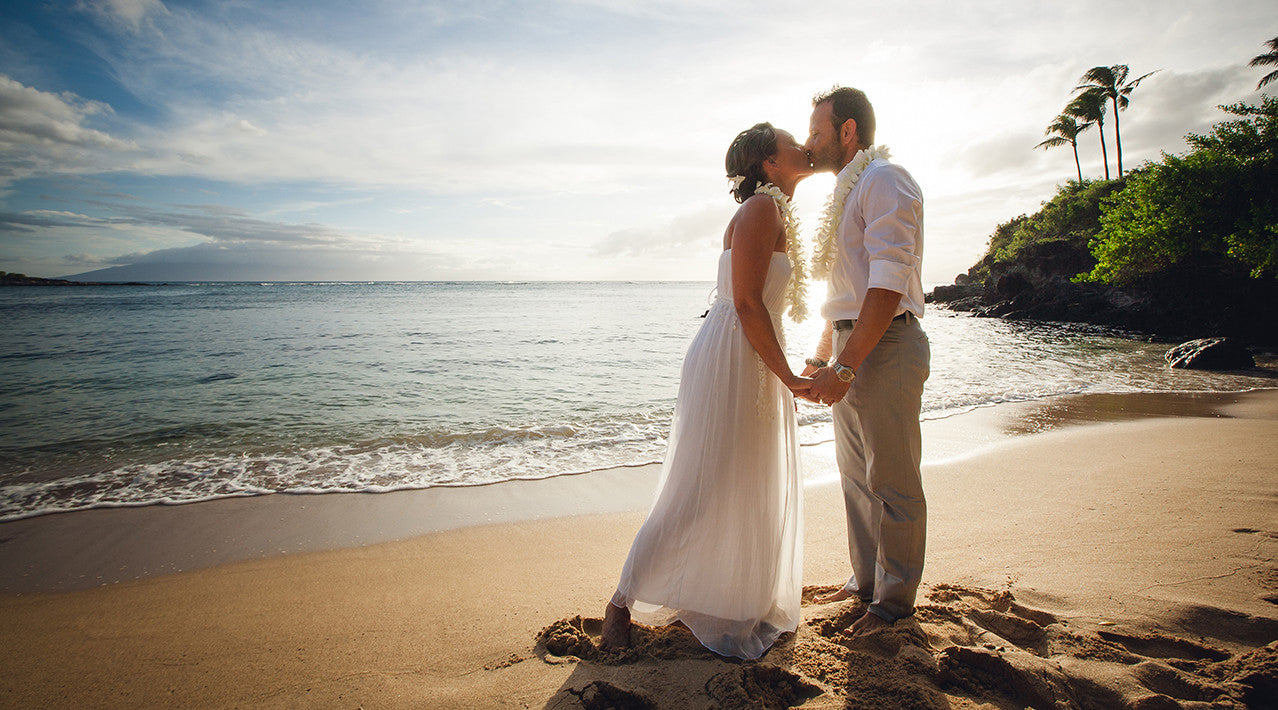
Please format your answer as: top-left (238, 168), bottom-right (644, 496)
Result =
top-left (725, 122), bottom-right (779, 204)
top-left (812, 85), bottom-right (875, 147)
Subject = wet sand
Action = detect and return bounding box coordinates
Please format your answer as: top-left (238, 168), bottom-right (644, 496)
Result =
top-left (1, 389), bottom-right (1275, 708)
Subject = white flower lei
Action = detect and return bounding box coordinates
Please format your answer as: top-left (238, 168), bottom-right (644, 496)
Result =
top-left (811, 145), bottom-right (891, 279)
top-left (752, 182), bottom-right (808, 322)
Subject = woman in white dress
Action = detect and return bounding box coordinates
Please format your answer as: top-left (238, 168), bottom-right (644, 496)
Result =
top-left (600, 123), bottom-right (814, 660)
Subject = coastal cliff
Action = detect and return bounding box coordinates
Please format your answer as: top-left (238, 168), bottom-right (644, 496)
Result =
top-left (930, 98), bottom-right (1278, 347)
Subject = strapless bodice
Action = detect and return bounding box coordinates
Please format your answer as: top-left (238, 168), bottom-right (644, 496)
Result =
top-left (714, 250), bottom-right (792, 314)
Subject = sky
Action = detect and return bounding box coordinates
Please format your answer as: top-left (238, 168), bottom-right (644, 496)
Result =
top-left (0, 0), bottom-right (1273, 283)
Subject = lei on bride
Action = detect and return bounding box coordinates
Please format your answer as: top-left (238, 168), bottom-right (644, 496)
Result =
top-left (811, 145), bottom-right (891, 279)
top-left (750, 182), bottom-right (809, 322)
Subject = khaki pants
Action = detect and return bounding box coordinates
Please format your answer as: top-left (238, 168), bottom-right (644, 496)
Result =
top-left (833, 314), bottom-right (929, 621)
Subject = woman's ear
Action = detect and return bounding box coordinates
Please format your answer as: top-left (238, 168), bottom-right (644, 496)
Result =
top-left (761, 158), bottom-right (779, 184)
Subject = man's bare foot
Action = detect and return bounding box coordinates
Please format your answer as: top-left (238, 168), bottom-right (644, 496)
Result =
top-left (814, 588), bottom-right (854, 604)
top-left (841, 610), bottom-right (891, 637)
top-left (600, 602), bottom-right (631, 650)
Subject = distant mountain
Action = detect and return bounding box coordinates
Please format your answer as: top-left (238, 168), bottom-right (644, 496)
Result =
top-left (59, 263), bottom-right (198, 282)
top-left (60, 261), bottom-right (312, 282)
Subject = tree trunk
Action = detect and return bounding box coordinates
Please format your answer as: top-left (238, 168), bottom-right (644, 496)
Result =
top-left (1098, 121), bottom-right (1110, 180)
top-left (1072, 141), bottom-right (1082, 182)
top-left (1112, 102), bottom-right (1124, 177)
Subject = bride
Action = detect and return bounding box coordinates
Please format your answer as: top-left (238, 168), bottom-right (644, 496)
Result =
top-left (600, 123), bottom-right (814, 659)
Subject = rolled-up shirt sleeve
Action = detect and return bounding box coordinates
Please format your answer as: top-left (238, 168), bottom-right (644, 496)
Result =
top-left (858, 165), bottom-right (923, 296)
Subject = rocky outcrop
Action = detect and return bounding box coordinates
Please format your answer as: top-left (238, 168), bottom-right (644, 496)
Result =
top-left (0, 273), bottom-right (80, 286)
top-left (1165, 338), bottom-right (1256, 370)
top-left (930, 253), bottom-right (1278, 346)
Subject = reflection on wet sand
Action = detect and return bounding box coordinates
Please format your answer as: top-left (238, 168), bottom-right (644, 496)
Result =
top-left (1002, 390), bottom-right (1259, 436)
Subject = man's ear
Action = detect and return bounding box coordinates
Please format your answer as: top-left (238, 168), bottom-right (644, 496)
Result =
top-left (840, 118), bottom-right (859, 148)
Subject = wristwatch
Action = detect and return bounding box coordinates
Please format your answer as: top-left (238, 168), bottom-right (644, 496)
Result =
top-left (832, 361), bottom-right (857, 383)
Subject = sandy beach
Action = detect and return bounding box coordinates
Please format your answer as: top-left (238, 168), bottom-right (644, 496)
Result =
top-left (1, 390), bottom-right (1275, 708)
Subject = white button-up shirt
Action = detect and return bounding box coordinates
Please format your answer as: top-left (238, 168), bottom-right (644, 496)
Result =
top-left (820, 159), bottom-right (925, 322)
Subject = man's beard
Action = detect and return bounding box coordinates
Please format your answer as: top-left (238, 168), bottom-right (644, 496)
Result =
top-left (809, 145), bottom-right (843, 173)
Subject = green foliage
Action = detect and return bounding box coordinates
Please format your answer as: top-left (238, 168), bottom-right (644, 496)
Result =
top-left (1084, 96), bottom-right (1278, 284)
top-left (970, 179), bottom-right (1124, 282)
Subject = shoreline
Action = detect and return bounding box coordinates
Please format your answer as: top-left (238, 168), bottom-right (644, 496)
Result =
top-left (1, 388), bottom-right (1272, 595)
top-left (0, 388), bottom-right (1273, 707)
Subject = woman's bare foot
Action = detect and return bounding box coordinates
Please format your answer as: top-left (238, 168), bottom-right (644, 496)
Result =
top-left (600, 602), bottom-right (631, 650)
top-left (841, 610), bottom-right (891, 637)
top-left (814, 588), bottom-right (854, 604)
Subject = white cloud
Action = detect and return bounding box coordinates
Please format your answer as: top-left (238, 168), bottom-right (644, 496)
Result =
top-left (0, 76), bottom-right (137, 183)
top-left (594, 202), bottom-right (731, 258)
top-left (1116, 66), bottom-right (1264, 164)
top-left (81, 0), bottom-right (169, 34)
top-left (4, 0), bottom-right (1276, 281)
top-left (952, 129), bottom-right (1056, 178)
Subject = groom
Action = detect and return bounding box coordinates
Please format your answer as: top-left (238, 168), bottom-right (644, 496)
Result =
top-left (801, 86), bottom-right (930, 636)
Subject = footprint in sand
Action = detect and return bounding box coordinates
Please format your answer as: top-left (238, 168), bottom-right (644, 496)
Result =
top-left (530, 584), bottom-right (1276, 710)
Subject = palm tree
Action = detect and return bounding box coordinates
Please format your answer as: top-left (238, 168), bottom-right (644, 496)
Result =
top-left (1252, 37), bottom-right (1278, 90)
top-left (1066, 89), bottom-right (1109, 179)
top-left (1035, 114), bottom-right (1090, 182)
top-left (1074, 65), bottom-right (1156, 177)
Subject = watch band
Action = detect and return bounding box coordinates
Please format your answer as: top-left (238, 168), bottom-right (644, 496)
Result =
top-left (833, 361), bottom-right (857, 382)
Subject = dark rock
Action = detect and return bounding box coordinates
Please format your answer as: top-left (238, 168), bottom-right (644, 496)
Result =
top-left (1, 272), bottom-right (78, 286)
top-left (1165, 338), bottom-right (1256, 370)
top-left (0, 272), bottom-right (152, 287)
top-left (932, 243), bottom-right (1278, 345)
top-left (947, 296), bottom-right (985, 312)
top-left (928, 283), bottom-right (983, 304)
top-left (992, 271), bottom-right (1033, 299)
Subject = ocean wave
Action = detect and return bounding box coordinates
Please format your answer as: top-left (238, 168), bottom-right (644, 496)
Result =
top-left (0, 415), bottom-right (674, 522)
top-left (5, 383), bottom-right (1277, 522)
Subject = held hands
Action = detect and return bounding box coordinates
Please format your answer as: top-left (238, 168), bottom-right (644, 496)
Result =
top-left (783, 375), bottom-right (815, 399)
top-left (804, 366), bottom-right (851, 406)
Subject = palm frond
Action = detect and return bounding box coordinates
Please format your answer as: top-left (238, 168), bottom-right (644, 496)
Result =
top-left (1249, 37), bottom-right (1278, 66)
top-left (1066, 90), bottom-right (1107, 122)
top-left (1043, 114), bottom-right (1088, 139)
top-left (1249, 36), bottom-right (1278, 61)
top-left (1077, 65), bottom-right (1118, 91)
top-left (1035, 136), bottom-right (1071, 149)
top-left (1115, 70), bottom-right (1157, 108)
top-left (1250, 37), bottom-right (1278, 89)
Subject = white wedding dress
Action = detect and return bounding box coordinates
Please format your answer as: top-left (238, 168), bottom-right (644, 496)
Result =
top-left (611, 249), bottom-right (803, 660)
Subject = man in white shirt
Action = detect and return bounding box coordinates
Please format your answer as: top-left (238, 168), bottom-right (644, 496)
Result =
top-left (802, 86), bottom-right (930, 636)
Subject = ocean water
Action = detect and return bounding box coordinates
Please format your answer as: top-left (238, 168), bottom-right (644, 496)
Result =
top-left (1, 281), bottom-right (1273, 522)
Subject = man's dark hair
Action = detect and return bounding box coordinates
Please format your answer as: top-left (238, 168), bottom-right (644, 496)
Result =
top-left (813, 86), bottom-right (875, 147)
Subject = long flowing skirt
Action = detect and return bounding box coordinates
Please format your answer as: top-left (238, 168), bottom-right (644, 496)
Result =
top-left (611, 298), bottom-right (803, 660)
